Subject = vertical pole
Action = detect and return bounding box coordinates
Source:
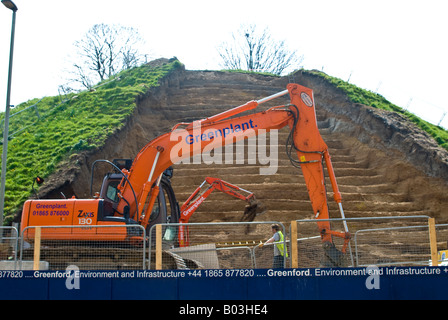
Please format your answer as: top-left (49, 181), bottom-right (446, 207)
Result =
top-left (428, 218), bottom-right (438, 266)
top-left (33, 227), bottom-right (41, 271)
top-left (0, 104), bottom-right (9, 241)
top-left (0, 8), bottom-right (17, 237)
top-left (156, 224), bottom-right (162, 270)
top-left (290, 221), bottom-right (298, 268)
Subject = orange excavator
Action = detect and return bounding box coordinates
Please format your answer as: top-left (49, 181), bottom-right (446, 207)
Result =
top-left (20, 83), bottom-right (350, 266)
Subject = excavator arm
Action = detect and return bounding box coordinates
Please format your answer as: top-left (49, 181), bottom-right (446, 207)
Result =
top-left (180, 177), bottom-right (256, 223)
top-left (178, 177), bottom-right (258, 247)
top-left (116, 83), bottom-right (349, 254)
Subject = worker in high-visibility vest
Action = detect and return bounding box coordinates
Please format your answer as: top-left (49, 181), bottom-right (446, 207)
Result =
top-left (259, 224), bottom-right (288, 268)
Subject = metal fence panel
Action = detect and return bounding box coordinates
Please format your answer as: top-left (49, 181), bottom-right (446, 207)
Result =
top-left (0, 226), bottom-right (19, 270)
top-left (20, 225), bottom-right (146, 270)
top-left (434, 224), bottom-right (448, 265)
top-left (354, 225), bottom-right (431, 266)
top-left (148, 221), bottom-right (286, 269)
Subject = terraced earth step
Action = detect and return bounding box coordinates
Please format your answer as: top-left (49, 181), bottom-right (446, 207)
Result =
top-left (172, 165), bottom-right (379, 177)
top-left (173, 190), bottom-right (414, 203)
top-left (172, 172), bottom-right (387, 187)
top-left (172, 182), bottom-right (398, 197)
top-left (172, 157), bottom-right (369, 169)
top-left (181, 199), bottom-right (419, 212)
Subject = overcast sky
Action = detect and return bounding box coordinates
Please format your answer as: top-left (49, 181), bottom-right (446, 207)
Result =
top-left (1, 0), bottom-right (447, 127)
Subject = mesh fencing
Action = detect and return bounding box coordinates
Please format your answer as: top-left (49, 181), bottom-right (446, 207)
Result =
top-left (434, 224), bottom-right (448, 265)
top-left (0, 226), bottom-right (19, 270)
top-left (1, 215), bottom-right (444, 270)
top-left (291, 216), bottom-right (433, 268)
top-left (148, 221), bottom-right (286, 270)
top-left (20, 225), bottom-right (146, 270)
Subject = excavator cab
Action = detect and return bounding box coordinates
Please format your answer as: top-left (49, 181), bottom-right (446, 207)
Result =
top-left (97, 160), bottom-right (180, 232)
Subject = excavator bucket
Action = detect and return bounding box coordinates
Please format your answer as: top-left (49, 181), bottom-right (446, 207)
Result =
top-left (321, 242), bottom-right (348, 267)
top-left (240, 199), bottom-right (266, 222)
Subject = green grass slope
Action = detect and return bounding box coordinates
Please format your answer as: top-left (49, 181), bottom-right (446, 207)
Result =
top-left (0, 58), bottom-right (182, 224)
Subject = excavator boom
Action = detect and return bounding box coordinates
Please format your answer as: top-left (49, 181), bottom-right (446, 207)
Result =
top-left (117, 84), bottom-right (347, 246)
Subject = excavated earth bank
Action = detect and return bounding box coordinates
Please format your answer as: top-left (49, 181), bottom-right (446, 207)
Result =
top-left (37, 62), bottom-right (448, 234)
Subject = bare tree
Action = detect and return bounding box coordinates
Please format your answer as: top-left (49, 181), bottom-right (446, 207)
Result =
top-left (218, 25), bottom-right (303, 75)
top-left (69, 23), bottom-right (146, 89)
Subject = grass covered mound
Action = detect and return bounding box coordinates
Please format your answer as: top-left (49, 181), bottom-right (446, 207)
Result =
top-left (0, 58), bottom-right (182, 224)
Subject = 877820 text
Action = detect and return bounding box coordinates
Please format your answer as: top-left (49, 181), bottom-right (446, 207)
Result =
top-left (203, 269), bottom-right (255, 277)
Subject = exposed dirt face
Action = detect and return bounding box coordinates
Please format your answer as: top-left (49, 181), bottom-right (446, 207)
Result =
top-left (294, 71), bottom-right (448, 182)
top-left (33, 64), bottom-right (448, 228)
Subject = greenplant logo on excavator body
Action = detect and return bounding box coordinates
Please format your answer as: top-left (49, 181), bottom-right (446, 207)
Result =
top-left (170, 119), bottom-right (278, 175)
top-left (185, 119), bottom-right (257, 145)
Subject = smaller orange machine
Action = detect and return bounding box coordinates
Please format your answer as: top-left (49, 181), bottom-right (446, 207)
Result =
top-left (178, 177), bottom-right (260, 246)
